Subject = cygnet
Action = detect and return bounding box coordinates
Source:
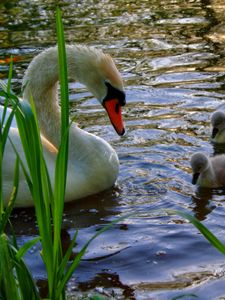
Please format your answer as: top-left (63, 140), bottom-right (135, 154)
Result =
top-left (211, 111), bottom-right (225, 143)
top-left (190, 152), bottom-right (225, 188)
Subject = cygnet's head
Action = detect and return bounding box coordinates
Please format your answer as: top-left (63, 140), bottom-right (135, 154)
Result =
top-left (211, 111), bottom-right (225, 139)
top-left (190, 152), bottom-right (209, 184)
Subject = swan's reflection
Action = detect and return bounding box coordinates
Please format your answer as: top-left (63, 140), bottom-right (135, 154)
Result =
top-left (77, 272), bottom-right (135, 299)
top-left (8, 187), bottom-right (121, 236)
top-left (192, 185), bottom-right (225, 221)
top-left (191, 188), bottom-right (217, 221)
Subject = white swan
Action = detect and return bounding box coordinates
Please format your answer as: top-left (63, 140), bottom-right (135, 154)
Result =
top-left (190, 152), bottom-right (225, 188)
top-left (211, 111), bottom-right (225, 143)
top-left (1, 45), bottom-right (126, 207)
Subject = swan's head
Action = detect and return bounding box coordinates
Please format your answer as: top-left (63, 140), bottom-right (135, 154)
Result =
top-left (211, 111), bottom-right (225, 140)
top-left (71, 46), bottom-right (126, 136)
top-left (190, 152), bottom-right (209, 185)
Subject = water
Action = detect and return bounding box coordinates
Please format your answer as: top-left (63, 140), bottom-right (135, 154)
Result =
top-left (1, 0), bottom-right (225, 299)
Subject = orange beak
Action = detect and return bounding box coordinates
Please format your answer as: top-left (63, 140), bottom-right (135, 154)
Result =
top-left (104, 98), bottom-right (125, 136)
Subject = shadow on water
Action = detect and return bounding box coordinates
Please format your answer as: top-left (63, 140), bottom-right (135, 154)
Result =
top-left (191, 188), bottom-right (217, 220)
top-left (2, 0), bottom-right (225, 298)
top-left (9, 187), bottom-right (121, 236)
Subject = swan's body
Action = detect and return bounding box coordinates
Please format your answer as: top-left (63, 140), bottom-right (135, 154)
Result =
top-left (1, 45), bottom-right (126, 207)
top-left (190, 152), bottom-right (225, 188)
top-left (211, 111), bottom-right (225, 144)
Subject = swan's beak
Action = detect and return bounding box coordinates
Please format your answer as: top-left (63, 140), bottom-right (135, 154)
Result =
top-left (103, 98), bottom-right (125, 136)
top-left (192, 172), bottom-right (200, 185)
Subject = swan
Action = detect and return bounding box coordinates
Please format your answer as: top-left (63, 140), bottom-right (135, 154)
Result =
top-left (190, 152), bottom-right (225, 188)
top-left (211, 111), bottom-right (225, 143)
top-left (1, 45), bottom-right (126, 207)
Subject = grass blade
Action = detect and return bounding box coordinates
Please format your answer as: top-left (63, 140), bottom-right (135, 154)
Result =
top-left (13, 100), bottom-right (54, 290)
top-left (1, 56), bottom-right (14, 124)
top-left (1, 156), bottom-right (19, 231)
top-left (51, 8), bottom-right (70, 297)
top-left (172, 210), bottom-right (225, 255)
top-left (0, 233), bottom-right (20, 300)
top-left (56, 213), bottom-right (133, 297)
top-left (54, 5), bottom-right (69, 229)
top-left (2, 106), bottom-right (17, 151)
top-left (56, 6), bottom-right (69, 135)
top-left (57, 229), bottom-right (78, 280)
top-left (10, 241), bottom-right (40, 300)
top-left (16, 236), bottom-right (41, 260)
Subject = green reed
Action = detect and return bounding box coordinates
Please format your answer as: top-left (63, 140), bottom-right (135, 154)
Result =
top-left (4, 7), bottom-right (77, 298)
top-left (173, 210), bottom-right (225, 255)
top-left (0, 7), bottom-right (79, 299)
top-left (0, 7), bottom-right (130, 300)
top-left (2, 7), bottom-right (223, 299)
top-left (0, 59), bottom-right (16, 228)
top-left (0, 59), bottom-right (40, 299)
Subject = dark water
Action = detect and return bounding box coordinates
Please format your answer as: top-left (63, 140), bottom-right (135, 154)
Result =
top-left (1, 0), bottom-right (225, 299)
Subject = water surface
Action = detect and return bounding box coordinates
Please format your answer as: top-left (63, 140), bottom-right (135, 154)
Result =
top-left (1, 0), bottom-right (225, 299)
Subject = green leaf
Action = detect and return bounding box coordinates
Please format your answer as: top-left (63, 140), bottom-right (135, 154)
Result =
top-left (1, 106), bottom-right (17, 152)
top-left (1, 156), bottom-right (19, 231)
top-left (16, 236), bottom-right (41, 260)
top-left (171, 210), bottom-right (225, 255)
top-left (9, 239), bottom-right (40, 300)
top-left (56, 6), bottom-right (69, 135)
top-left (57, 230), bottom-right (78, 280)
top-left (56, 213), bottom-right (133, 297)
top-left (0, 233), bottom-right (20, 300)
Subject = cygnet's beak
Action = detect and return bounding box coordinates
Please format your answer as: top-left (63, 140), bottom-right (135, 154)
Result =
top-left (212, 127), bottom-right (219, 139)
top-left (192, 172), bottom-right (200, 185)
top-left (103, 98), bottom-right (125, 136)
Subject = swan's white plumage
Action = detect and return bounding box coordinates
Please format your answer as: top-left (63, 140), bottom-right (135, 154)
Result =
top-left (1, 45), bottom-right (124, 207)
top-left (190, 152), bottom-right (225, 188)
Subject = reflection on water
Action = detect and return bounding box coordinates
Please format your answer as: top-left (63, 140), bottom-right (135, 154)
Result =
top-left (2, 0), bottom-right (225, 298)
top-left (192, 190), bottom-right (216, 220)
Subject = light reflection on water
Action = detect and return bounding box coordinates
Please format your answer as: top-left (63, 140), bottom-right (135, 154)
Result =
top-left (2, 0), bottom-right (225, 298)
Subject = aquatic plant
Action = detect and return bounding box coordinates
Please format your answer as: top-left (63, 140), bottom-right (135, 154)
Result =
top-left (0, 48), bottom-right (40, 300)
top-left (173, 210), bottom-right (225, 255)
top-left (0, 7), bottom-right (129, 300)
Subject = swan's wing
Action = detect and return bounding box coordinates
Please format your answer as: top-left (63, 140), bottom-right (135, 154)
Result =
top-left (0, 105), bottom-right (17, 128)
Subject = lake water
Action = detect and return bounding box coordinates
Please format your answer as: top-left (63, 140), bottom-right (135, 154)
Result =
top-left (1, 0), bottom-right (225, 299)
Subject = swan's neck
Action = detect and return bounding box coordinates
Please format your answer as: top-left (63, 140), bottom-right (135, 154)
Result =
top-left (32, 84), bottom-right (61, 147)
top-left (22, 45), bottom-right (102, 147)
